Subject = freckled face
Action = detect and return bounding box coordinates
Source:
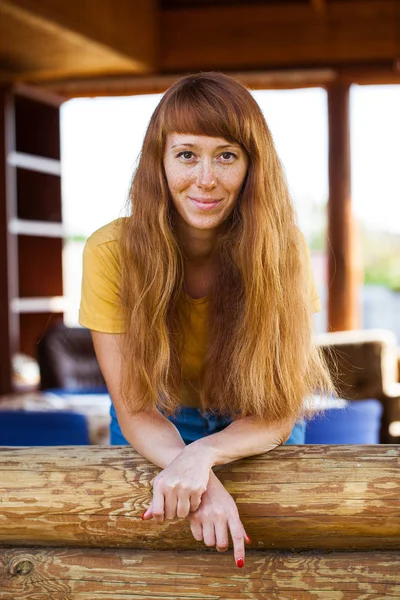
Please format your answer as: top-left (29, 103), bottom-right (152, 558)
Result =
top-left (163, 133), bottom-right (248, 233)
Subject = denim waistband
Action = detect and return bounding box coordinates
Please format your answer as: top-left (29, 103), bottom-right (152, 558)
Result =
top-left (109, 402), bottom-right (305, 446)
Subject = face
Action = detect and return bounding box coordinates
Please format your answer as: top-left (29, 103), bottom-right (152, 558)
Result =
top-left (163, 133), bottom-right (248, 235)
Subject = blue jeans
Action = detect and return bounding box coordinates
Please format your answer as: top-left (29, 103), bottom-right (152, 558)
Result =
top-left (110, 403), bottom-right (305, 445)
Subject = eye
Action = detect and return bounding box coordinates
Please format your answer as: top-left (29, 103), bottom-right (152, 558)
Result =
top-left (177, 151), bottom-right (195, 160)
top-left (220, 152), bottom-right (237, 162)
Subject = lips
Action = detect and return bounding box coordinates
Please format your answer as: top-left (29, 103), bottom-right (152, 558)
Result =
top-left (189, 197), bottom-right (221, 210)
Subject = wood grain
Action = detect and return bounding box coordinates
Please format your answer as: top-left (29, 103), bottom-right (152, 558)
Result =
top-left (160, 1), bottom-right (400, 72)
top-left (0, 445), bottom-right (399, 550)
top-left (2, 1), bottom-right (400, 85)
top-left (0, 547), bottom-right (399, 599)
top-left (0, 0), bottom-right (157, 82)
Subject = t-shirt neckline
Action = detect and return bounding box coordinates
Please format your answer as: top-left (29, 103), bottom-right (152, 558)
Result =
top-left (183, 292), bottom-right (209, 305)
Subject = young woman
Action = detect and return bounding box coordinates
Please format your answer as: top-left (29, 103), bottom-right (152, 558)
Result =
top-left (79, 72), bottom-right (333, 568)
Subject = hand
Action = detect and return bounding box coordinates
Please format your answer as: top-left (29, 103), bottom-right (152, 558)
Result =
top-left (142, 444), bottom-right (214, 524)
top-left (188, 472), bottom-right (250, 568)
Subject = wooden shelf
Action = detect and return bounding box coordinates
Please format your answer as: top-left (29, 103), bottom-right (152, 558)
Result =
top-left (16, 168), bottom-right (62, 222)
top-left (11, 297), bottom-right (66, 314)
top-left (9, 219), bottom-right (64, 238)
top-left (18, 236), bottom-right (63, 298)
top-left (14, 94), bottom-right (60, 159)
top-left (8, 151), bottom-right (61, 176)
top-left (19, 312), bottom-right (64, 357)
top-left (0, 84), bottom-right (64, 393)
top-left (13, 83), bottom-right (64, 108)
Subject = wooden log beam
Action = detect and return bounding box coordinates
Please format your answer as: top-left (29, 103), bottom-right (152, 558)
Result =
top-left (327, 83), bottom-right (361, 331)
top-left (39, 63), bottom-right (400, 99)
top-left (1, 547), bottom-right (400, 598)
top-left (41, 68), bottom-right (337, 99)
top-left (160, 1), bottom-right (400, 72)
top-left (0, 445), bottom-right (399, 551)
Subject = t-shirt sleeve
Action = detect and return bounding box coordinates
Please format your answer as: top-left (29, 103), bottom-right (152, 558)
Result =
top-left (79, 239), bottom-right (126, 333)
top-left (299, 233), bottom-right (321, 314)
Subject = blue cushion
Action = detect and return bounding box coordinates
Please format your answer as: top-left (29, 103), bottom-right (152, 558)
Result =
top-left (305, 399), bottom-right (383, 444)
top-left (0, 411), bottom-right (90, 446)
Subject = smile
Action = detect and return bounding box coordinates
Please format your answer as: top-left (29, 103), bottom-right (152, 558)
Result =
top-left (189, 197), bottom-right (221, 210)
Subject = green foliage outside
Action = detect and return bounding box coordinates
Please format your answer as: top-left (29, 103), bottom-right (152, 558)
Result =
top-left (307, 202), bottom-right (400, 292)
top-left (68, 234), bottom-right (87, 242)
top-left (361, 230), bottom-right (400, 292)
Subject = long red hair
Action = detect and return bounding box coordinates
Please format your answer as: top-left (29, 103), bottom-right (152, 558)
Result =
top-left (119, 72), bottom-right (333, 420)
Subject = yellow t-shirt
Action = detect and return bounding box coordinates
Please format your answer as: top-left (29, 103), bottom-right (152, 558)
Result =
top-left (79, 218), bottom-right (321, 408)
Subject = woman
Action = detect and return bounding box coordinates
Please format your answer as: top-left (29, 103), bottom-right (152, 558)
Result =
top-left (79, 72), bottom-right (333, 568)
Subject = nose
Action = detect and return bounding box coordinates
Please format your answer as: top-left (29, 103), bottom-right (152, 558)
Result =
top-left (197, 159), bottom-right (216, 190)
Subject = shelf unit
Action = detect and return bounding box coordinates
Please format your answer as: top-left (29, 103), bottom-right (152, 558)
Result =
top-left (0, 84), bottom-right (65, 394)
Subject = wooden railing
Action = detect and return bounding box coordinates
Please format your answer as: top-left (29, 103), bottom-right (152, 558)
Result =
top-left (0, 445), bottom-right (399, 598)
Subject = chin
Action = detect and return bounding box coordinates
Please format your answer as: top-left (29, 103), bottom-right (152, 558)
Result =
top-left (188, 218), bottom-right (222, 230)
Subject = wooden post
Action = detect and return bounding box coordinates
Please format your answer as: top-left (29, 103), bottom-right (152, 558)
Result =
top-left (0, 88), bottom-right (18, 395)
top-left (327, 83), bottom-right (361, 331)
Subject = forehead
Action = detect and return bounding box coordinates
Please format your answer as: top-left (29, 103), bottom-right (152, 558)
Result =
top-left (165, 132), bottom-right (239, 149)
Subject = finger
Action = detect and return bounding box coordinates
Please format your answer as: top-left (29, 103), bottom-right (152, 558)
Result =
top-left (202, 522), bottom-right (216, 548)
top-left (244, 532), bottom-right (251, 544)
top-left (229, 520), bottom-right (245, 568)
top-left (151, 489), bottom-right (166, 524)
top-left (189, 492), bottom-right (203, 513)
top-left (241, 525), bottom-right (251, 544)
top-left (164, 489), bottom-right (178, 520)
top-left (214, 520), bottom-right (229, 553)
top-left (176, 493), bottom-right (191, 519)
top-left (190, 518), bottom-right (203, 543)
top-left (141, 506), bottom-right (153, 520)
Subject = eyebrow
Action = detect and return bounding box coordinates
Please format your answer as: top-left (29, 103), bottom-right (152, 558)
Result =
top-left (171, 142), bottom-right (240, 149)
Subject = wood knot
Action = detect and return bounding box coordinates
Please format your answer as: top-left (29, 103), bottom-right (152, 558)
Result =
top-left (11, 560), bottom-right (34, 576)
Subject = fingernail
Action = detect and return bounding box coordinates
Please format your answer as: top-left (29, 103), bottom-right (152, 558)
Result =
top-left (141, 510), bottom-right (148, 519)
top-left (236, 558), bottom-right (244, 568)
top-left (245, 534), bottom-right (252, 544)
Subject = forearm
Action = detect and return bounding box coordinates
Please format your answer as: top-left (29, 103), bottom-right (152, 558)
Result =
top-left (91, 332), bottom-right (186, 470)
top-left (119, 408), bottom-right (186, 469)
top-left (120, 408), bottom-right (293, 472)
top-left (189, 415), bottom-right (295, 468)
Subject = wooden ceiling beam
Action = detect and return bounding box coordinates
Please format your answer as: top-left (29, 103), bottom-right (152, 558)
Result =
top-left (0, 0), bottom-right (157, 80)
top-left (160, 1), bottom-right (400, 72)
top-left (39, 63), bottom-right (400, 99)
top-left (310, 0), bottom-right (327, 16)
top-left (41, 68), bottom-right (338, 99)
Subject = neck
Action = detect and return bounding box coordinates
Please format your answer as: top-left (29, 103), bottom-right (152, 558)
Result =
top-left (177, 223), bottom-right (219, 265)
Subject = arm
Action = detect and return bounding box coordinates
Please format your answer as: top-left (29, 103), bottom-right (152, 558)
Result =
top-left (82, 241), bottom-right (248, 562)
top-left (92, 331), bottom-right (213, 518)
top-left (94, 331), bottom-right (294, 482)
top-left (92, 331), bottom-right (266, 567)
top-left (188, 414), bottom-right (296, 469)
top-left (92, 331), bottom-right (186, 469)
top-left (143, 415), bottom-right (294, 505)
top-left (185, 415), bottom-right (294, 568)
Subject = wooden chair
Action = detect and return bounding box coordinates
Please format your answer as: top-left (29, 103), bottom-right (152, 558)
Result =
top-left (315, 328), bottom-right (400, 443)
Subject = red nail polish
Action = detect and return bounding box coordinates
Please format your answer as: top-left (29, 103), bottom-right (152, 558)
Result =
top-left (236, 558), bottom-right (244, 568)
top-left (245, 534), bottom-right (252, 544)
top-left (141, 510), bottom-right (147, 519)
